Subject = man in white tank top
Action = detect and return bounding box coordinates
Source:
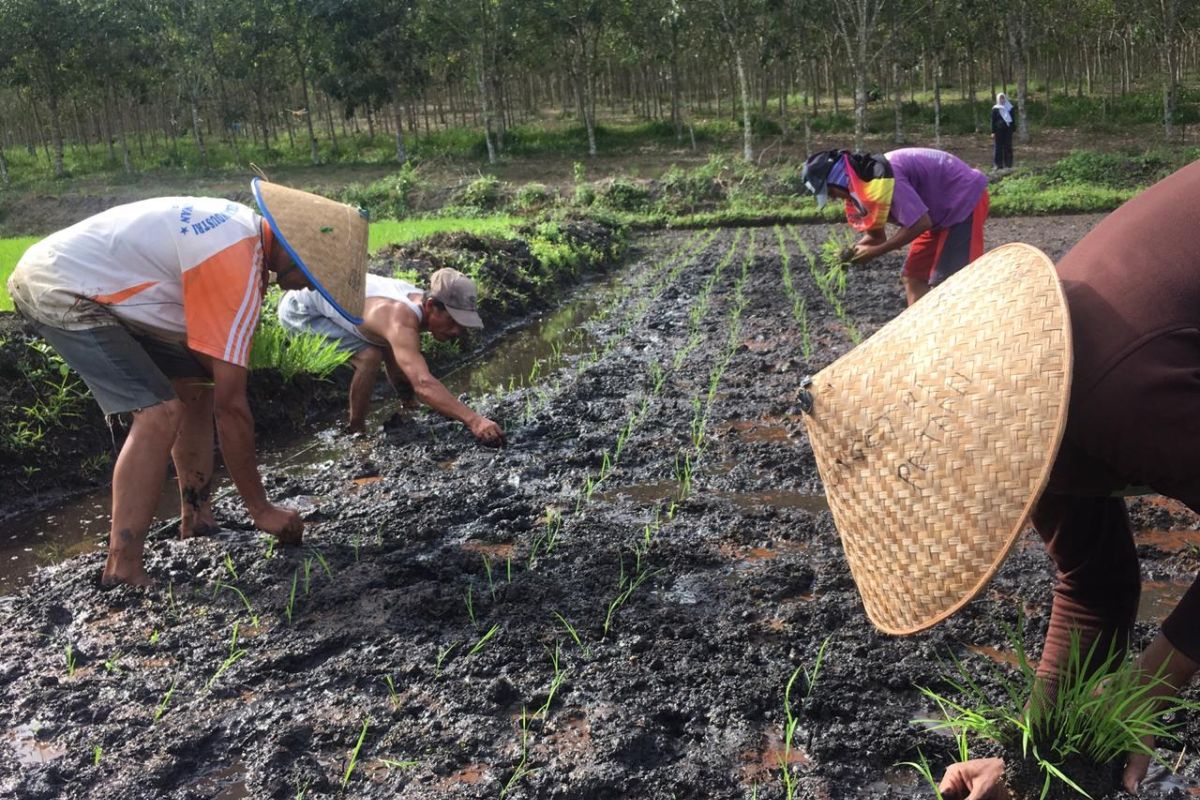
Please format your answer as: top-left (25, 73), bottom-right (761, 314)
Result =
top-left (279, 268), bottom-right (504, 445)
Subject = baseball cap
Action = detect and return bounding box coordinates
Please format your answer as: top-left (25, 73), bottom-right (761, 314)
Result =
top-left (429, 268), bottom-right (483, 328)
top-left (802, 150), bottom-right (849, 209)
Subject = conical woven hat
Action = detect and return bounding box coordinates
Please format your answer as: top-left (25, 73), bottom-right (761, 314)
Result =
top-left (801, 243), bottom-right (1071, 635)
top-left (252, 178), bottom-right (368, 324)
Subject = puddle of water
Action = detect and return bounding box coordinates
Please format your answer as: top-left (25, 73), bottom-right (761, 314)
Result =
top-left (718, 419), bottom-right (792, 443)
top-left (718, 541), bottom-right (811, 562)
top-left (194, 759), bottom-right (249, 800)
top-left (1139, 579), bottom-right (1192, 623)
top-left (5, 723), bottom-right (66, 767)
top-left (438, 763), bottom-right (488, 788)
top-left (461, 541), bottom-right (516, 560)
top-left (742, 732), bottom-right (810, 785)
top-left (966, 644), bottom-right (1021, 668)
top-left (596, 481), bottom-right (680, 505)
top-left (440, 277), bottom-right (612, 398)
top-left (1137, 529), bottom-right (1200, 553)
top-left (714, 490), bottom-right (829, 514)
top-left (864, 765), bottom-right (922, 792)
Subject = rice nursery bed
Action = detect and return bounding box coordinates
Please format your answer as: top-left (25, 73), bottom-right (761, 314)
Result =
top-left (2, 216), bottom-right (1199, 800)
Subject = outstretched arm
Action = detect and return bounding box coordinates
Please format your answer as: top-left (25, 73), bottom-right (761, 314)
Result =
top-left (381, 319), bottom-right (504, 446)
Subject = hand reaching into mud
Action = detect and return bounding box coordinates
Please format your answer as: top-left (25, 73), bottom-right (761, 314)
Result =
top-left (939, 758), bottom-right (1012, 800)
top-left (469, 415), bottom-right (506, 447)
top-left (251, 504), bottom-right (304, 545)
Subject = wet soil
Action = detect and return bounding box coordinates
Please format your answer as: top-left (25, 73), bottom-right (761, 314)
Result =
top-left (2, 216), bottom-right (1200, 800)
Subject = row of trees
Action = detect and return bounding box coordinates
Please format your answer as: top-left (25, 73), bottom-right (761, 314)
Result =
top-left (0, 0), bottom-right (1197, 183)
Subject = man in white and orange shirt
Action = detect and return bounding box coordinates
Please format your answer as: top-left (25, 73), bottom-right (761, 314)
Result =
top-left (7, 180), bottom-right (367, 587)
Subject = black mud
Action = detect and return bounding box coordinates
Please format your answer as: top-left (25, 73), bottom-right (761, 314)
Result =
top-left (2, 216), bottom-right (1199, 800)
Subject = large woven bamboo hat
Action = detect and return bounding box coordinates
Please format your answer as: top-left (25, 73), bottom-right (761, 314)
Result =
top-left (799, 243), bottom-right (1072, 635)
top-left (252, 178), bottom-right (368, 324)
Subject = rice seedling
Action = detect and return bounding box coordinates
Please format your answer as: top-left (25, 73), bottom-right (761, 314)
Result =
top-left (341, 717), bottom-right (370, 790)
top-left (779, 637), bottom-right (832, 798)
top-left (214, 581), bottom-right (260, 627)
top-left (104, 651), bottom-right (123, 675)
top-left (310, 548), bottom-right (333, 579)
top-left (352, 534), bottom-right (361, 562)
top-left (915, 619), bottom-right (1200, 800)
top-left (543, 509), bottom-right (563, 554)
top-left (206, 623), bottom-right (247, 691)
top-left (674, 453), bottom-right (694, 501)
top-left (93, 745), bottom-right (102, 766)
top-left (284, 568), bottom-right (299, 625)
top-left (222, 554), bottom-right (238, 581)
top-left (379, 758), bottom-right (419, 771)
top-left (149, 629), bottom-right (160, 645)
top-left (483, 555), bottom-right (496, 600)
top-left (500, 707), bottom-right (535, 797)
top-left (383, 675), bottom-right (400, 710)
top-left (263, 537), bottom-right (277, 560)
top-left (898, 748), bottom-right (944, 800)
top-left (553, 612), bottom-right (589, 657)
top-left (65, 643), bottom-right (76, 676)
top-left (603, 549), bottom-right (652, 637)
top-left (468, 624), bottom-right (501, 656)
top-left (465, 585), bottom-right (477, 627)
top-left (536, 643), bottom-right (566, 719)
top-left (506, 555), bottom-right (513, 582)
top-left (434, 642), bottom-right (458, 677)
top-left (166, 581), bottom-right (180, 620)
top-left (153, 678), bottom-right (178, 724)
top-left (302, 558), bottom-right (313, 597)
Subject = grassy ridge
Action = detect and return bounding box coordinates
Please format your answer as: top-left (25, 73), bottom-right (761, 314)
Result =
top-left (0, 238), bottom-right (40, 311)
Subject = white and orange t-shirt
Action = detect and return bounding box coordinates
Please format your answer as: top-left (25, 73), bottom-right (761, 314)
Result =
top-left (8, 197), bottom-right (269, 367)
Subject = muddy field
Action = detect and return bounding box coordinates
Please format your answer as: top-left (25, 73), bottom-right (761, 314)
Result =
top-left (2, 216), bottom-right (1200, 800)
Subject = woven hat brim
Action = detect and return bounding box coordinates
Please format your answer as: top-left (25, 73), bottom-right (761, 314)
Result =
top-left (802, 243), bottom-right (1072, 635)
top-left (252, 178), bottom-right (368, 324)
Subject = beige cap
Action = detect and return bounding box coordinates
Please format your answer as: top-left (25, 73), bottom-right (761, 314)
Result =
top-left (430, 268), bottom-right (483, 328)
top-left (252, 177), bottom-right (368, 324)
top-left (799, 243), bottom-right (1072, 635)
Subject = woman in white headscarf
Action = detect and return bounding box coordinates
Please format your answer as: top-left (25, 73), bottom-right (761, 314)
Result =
top-left (991, 92), bottom-right (1014, 170)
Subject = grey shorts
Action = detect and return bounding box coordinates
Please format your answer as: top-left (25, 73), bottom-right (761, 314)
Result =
top-left (277, 292), bottom-right (370, 354)
top-left (25, 319), bottom-right (208, 416)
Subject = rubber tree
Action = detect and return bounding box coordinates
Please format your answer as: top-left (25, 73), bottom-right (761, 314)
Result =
top-left (539, 0), bottom-right (610, 158)
top-left (312, 0), bottom-right (430, 165)
top-left (698, 0), bottom-right (764, 162)
top-left (830, 0), bottom-right (892, 152)
top-left (0, 0), bottom-right (83, 178)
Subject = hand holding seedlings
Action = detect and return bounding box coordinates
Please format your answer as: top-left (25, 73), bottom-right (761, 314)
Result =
top-left (937, 758), bottom-right (1011, 800)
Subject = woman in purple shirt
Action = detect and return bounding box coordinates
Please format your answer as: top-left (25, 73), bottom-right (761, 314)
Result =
top-left (802, 148), bottom-right (991, 305)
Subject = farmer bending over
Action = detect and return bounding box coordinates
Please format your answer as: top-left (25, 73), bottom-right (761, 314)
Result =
top-left (802, 147), bottom-right (990, 306)
top-left (938, 160), bottom-right (1200, 797)
top-left (278, 268), bottom-right (504, 445)
top-left (7, 180), bottom-right (368, 587)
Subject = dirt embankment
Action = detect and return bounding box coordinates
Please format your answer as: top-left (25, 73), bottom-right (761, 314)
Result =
top-left (2, 215), bottom-right (1198, 800)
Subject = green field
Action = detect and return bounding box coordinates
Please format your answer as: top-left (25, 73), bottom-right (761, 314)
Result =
top-left (0, 218), bottom-right (520, 312)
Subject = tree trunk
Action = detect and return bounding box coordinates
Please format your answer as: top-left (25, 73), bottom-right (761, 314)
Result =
top-left (1010, 6), bottom-right (1031, 144)
top-left (1160, 0), bottom-right (1179, 141)
top-left (476, 64), bottom-right (496, 165)
top-left (933, 60), bottom-right (942, 147)
top-left (295, 59), bottom-right (319, 164)
top-left (188, 82), bottom-right (208, 167)
top-left (0, 141), bottom-right (9, 187)
top-left (108, 82), bottom-right (132, 174)
top-left (391, 96), bottom-right (407, 164)
top-left (893, 59), bottom-right (904, 143)
top-left (732, 43), bottom-right (754, 161)
top-left (47, 91), bottom-right (66, 179)
top-left (670, 29), bottom-right (682, 142)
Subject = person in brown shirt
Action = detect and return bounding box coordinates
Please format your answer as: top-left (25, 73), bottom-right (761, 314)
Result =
top-left (939, 160), bottom-right (1200, 798)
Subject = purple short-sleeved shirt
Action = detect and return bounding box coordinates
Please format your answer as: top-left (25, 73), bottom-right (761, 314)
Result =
top-left (885, 148), bottom-right (989, 229)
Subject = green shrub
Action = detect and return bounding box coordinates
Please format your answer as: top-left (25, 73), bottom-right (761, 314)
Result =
top-left (597, 178), bottom-right (651, 212)
top-left (340, 164), bottom-right (422, 221)
top-left (455, 174), bottom-right (503, 210)
top-left (515, 183), bottom-right (553, 211)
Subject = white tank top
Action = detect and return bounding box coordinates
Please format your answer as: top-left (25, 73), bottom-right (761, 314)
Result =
top-left (288, 274), bottom-right (423, 345)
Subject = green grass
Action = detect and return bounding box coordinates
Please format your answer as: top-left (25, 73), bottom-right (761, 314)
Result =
top-left (368, 216), bottom-right (519, 252)
top-left (0, 237), bottom-right (40, 311)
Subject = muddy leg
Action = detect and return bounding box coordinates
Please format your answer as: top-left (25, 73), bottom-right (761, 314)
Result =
top-left (171, 378), bottom-right (218, 538)
top-left (348, 346), bottom-right (383, 433)
top-left (103, 399), bottom-right (184, 587)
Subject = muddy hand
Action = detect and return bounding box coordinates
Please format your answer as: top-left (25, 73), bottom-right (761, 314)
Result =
top-left (470, 416), bottom-right (506, 447)
top-left (851, 243), bottom-right (878, 264)
top-left (939, 758), bottom-right (1010, 800)
top-left (251, 504), bottom-right (304, 545)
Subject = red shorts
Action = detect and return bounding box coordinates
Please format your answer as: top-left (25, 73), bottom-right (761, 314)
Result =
top-left (901, 190), bottom-right (989, 285)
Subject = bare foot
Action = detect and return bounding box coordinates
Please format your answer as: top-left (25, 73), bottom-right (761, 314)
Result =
top-left (100, 559), bottom-right (153, 588)
top-left (179, 514), bottom-right (220, 539)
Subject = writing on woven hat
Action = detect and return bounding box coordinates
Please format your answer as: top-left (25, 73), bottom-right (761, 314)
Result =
top-left (824, 370), bottom-right (972, 491)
